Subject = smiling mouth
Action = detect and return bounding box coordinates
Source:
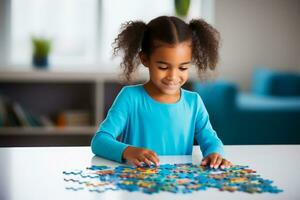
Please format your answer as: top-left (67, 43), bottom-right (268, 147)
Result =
top-left (162, 82), bottom-right (180, 89)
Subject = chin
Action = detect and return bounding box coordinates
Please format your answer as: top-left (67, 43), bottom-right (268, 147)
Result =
top-left (160, 87), bottom-right (180, 95)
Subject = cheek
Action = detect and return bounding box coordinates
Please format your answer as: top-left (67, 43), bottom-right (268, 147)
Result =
top-left (180, 71), bottom-right (189, 80)
top-left (150, 68), bottom-right (164, 78)
top-left (149, 69), bottom-right (162, 81)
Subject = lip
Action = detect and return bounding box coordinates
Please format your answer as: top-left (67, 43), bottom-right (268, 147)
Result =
top-left (162, 82), bottom-right (180, 89)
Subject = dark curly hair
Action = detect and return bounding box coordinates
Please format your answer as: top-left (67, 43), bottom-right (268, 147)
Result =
top-left (112, 16), bottom-right (220, 82)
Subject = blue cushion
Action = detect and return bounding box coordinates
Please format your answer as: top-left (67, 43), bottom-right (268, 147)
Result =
top-left (271, 73), bottom-right (300, 96)
top-left (191, 79), bottom-right (300, 145)
top-left (251, 68), bottom-right (274, 95)
top-left (192, 80), bottom-right (237, 114)
top-left (252, 67), bottom-right (300, 96)
top-left (237, 93), bottom-right (300, 111)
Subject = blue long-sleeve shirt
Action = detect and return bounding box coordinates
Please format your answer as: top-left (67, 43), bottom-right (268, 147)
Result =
top-left (91, 84), bottom-right (224, 163)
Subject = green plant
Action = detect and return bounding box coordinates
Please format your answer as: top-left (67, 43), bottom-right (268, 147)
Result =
top-left (175, 0), bottom-right (190, 17)
top-left (32, 37), bottom-right (51, 59)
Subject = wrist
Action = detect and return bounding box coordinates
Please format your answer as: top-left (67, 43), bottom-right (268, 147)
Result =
top-left (122, 146), bottom-right (133, 160)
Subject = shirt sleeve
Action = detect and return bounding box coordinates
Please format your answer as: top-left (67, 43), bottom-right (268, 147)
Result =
top-left (91, 87), bottom-right (130, 163)
top-left (194, 94), bottom-right (225, 158)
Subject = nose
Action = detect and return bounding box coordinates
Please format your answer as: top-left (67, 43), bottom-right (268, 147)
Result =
top-left (166, 69), bottom-right (177, 80)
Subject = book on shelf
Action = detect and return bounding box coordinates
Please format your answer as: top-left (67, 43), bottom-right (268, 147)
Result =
top-left (5, 100), bottom-right (21, 127)
top-left (57, 110), bottom-right (91, 127)
top-left (40, 115), bottom-right (55, 127)
top-left (0, 95), bottom-right (8, 127)
top-left (0, 95), bottom-right (92, 129)
top-left (11, 101), bottom-right (31, 127)
top-left (0, 95), bottom-right (54, 128)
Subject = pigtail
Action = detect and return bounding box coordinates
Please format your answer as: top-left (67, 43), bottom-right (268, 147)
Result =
top-left (189, 19), bottom-right (220, 77)
top-left (112, 21), bottom-right (147, 82)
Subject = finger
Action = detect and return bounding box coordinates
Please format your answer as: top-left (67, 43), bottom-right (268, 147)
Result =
top-left (224, 160), bottom-right (234, 169)
top-left (220, 159), bottom-right (227, 169)
top-left (149, 151), bottom-right (160, 163)
top-left (147, 151), bottom-right (160, 163)
top-left (214, 157), bottom-right (223, 169)
top-left (145, 154), bottom-right (159, 166)
top-left (149, 150), bottom-right (158, 157)
top-left (132, 159), bottom-right (142, 167)
top-left (201, 157), bottom-right (209, 166)
top-left (142, 157), bottom-right (152, 166)
top-left (226, 160), bottom-right (233, 168)
top-left (220, 159), bottom-right (229, 169)
top-left (210, 155), bottom-right (218, 168)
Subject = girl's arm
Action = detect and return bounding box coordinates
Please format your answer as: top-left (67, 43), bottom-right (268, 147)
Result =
top-left (91, 88), bottom-right (130, 163)
top-left (91, 131), bottom-right (129, 163)
top-left (194, 95), bottom-right (225, 158)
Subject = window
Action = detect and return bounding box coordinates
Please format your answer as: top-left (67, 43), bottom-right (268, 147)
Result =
top-left (10, 0), bottom-right (98, 67)
top-left (7, 0), bottom-right (205, 70)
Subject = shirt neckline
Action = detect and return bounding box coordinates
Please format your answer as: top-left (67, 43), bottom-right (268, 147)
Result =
top-left (140, 84), bottom-right (183, 106)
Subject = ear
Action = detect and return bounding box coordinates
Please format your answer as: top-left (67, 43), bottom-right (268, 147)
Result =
top-left (139, 51), bottom-right (149, 68)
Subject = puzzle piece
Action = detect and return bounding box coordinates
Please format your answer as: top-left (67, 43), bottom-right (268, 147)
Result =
top-left (63, 163), bottom-right (283, 194)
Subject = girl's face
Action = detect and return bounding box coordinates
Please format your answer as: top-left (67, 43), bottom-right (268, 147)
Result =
top-left (140, 41), bottom-right (192, 96)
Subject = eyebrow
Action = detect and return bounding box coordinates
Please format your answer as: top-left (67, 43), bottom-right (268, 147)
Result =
top-left (156, 61), bottom-right (191, 65)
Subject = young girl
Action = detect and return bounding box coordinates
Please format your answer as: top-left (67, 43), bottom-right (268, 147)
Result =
top-left (91, 16), bottom-right (232, 169)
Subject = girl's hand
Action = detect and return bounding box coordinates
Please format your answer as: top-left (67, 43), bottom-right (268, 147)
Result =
top-left (201, 153), bottom-right (233, 169)
top-left (122, 146), bottom-right (160, 167)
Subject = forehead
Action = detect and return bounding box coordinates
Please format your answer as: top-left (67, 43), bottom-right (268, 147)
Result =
top-left (150, 41), bottom-right (192, 61)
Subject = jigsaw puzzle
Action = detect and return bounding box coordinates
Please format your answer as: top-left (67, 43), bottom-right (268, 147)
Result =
top-left (62, 163), bottom-right (282, 194)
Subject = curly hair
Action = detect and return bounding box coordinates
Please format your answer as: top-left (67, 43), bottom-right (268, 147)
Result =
top-left (112, 16), bottom-right (220, 82)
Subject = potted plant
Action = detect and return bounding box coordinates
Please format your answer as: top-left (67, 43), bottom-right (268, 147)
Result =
top-left (175, 0), bottom-right (191, 17)
top-left (32, 37), bottom-right (51, 68)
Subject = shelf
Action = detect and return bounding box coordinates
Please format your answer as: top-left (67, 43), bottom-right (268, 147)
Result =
top-left (0, 126), bottom-right (98, 136)
top-left (0, 68), bottom-right (200, 82)
top-left (0, 68), bottom-right (149, 82)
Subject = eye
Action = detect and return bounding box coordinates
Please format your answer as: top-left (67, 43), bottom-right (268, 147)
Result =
top-left (158, 66), bottom-right (168, 70)
top-left (179, 67), bottom-right (188, 71)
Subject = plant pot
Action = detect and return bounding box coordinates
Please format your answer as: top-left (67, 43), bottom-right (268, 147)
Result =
top-left (33, 55), bottom-right (48, 69)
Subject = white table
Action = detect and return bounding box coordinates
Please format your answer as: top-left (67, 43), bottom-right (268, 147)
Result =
top-left (0, 145), bottom-right (299, 200)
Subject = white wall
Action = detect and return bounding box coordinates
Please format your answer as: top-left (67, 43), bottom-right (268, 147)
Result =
top-left (214, 0), bottom-right (300, 90)
top-left (0, 0), bottom-right (10, 66)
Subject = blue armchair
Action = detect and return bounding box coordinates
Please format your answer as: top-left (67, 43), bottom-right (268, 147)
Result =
top-left (191, 69), bottom-right (300, 145)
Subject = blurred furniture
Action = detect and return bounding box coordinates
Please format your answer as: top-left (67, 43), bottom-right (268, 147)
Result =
top-left (0, 70), bottom-right (147, 147)
top-left (251, 68), bottom-right (300, 97)
top-left (192, 68), bottom-right (300, 145)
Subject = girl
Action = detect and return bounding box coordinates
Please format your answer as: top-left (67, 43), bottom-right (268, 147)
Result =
top-left (91, 16), bottom-right (232, 169)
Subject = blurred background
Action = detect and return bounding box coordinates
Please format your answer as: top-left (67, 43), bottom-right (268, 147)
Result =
top-left (0, 0), bottom-right (299, 147)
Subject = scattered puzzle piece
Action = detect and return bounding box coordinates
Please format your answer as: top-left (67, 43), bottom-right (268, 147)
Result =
top-left (62, 163), bottom-right (283, 194)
